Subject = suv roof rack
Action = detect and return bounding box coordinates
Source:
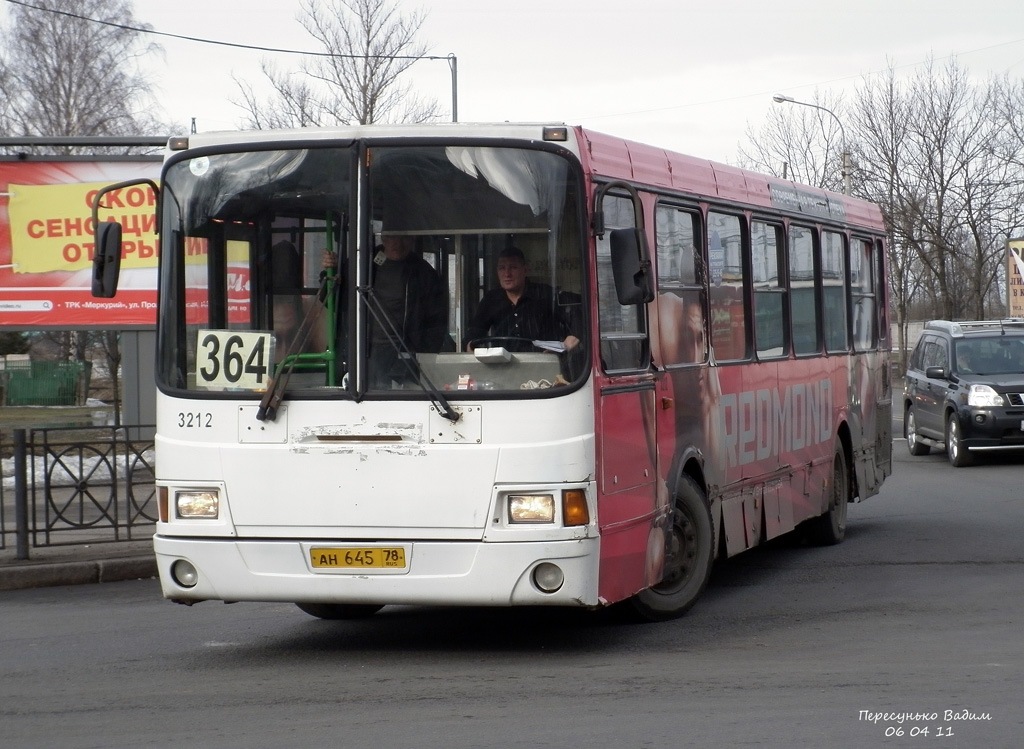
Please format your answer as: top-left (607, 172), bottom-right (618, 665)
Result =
top-left (924, 318), bottom-right (1024, 336)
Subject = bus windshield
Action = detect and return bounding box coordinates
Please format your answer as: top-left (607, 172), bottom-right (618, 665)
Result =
top-left (156, 142), bottom-right (587, 399)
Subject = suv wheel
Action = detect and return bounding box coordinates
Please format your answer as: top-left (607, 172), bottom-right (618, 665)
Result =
top-left (946, 414), bottom-right (972, 467)
top-left (905, 408), bottom-right (930, 456)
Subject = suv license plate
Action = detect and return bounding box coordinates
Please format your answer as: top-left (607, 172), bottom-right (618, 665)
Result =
top-left (310, 547), bottom-right (407, 570)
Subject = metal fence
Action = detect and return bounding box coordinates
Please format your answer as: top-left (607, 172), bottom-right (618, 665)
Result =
top-left (1, 425), bottom-right (156, 558)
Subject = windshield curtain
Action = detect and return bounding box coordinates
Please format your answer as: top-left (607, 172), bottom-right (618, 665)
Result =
top-left (157, 142), bottom-right (586, 398)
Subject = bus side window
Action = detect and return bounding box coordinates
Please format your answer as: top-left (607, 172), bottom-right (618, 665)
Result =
top-left (850, 237), bottom-right (876, 351)
top-left (708, 212), bottom-right (747, 361)
top-left (597, 194), bottom-right (648, 372)
top-left (752, 221), bottom-right (787, 358)
top-left (654, 203), bottom-right (706, 367)
top-left (821, 230), bottom-right (848, 353)
top-left (789, 225), bottom-right (819, 355)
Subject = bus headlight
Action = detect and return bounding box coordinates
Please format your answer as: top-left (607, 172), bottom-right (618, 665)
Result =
top-left (175, 490), bottom-right (220, 519)
top-left (508, 494), bottom-right (555, 523)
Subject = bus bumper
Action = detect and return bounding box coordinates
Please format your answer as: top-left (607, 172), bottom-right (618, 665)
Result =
top-left (154, 535), bottom-right (601, 608)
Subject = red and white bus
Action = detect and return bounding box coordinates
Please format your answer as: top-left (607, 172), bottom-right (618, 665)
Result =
top-left (93, 123), bottom-right (891, 620)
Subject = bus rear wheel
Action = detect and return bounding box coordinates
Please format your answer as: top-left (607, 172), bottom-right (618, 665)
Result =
top-left (295, 603), bottom-right (384, 620)
top-left (628, 475), bottom-right (714, 622)
top-left (806, 443), bottom-right (849, 545)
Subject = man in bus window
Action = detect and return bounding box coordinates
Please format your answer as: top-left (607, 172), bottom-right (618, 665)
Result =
top-left (465, 246), bottom-right (580, 353)
top-left (321, 231), bottom-right (448, 386)
top-left (366, 232), bottom-right (448, 386)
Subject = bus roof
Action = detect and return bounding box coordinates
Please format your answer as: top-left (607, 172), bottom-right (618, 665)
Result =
top-left (575, 127), bottom-right (884, 231)
top-left (169, 122), bottom-right (885, 232)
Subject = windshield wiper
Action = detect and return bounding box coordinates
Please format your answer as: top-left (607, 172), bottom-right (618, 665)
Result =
top-left (357, 284), bottom-right (461, 423)
top-left (256, 275), bottom-right (332, 422)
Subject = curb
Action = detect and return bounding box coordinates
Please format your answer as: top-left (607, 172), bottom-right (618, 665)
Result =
top-left (0, 557), bottom-right (158, 592)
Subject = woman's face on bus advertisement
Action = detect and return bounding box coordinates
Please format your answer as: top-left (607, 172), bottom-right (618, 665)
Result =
top-left (651, 292), bottom-right (722, 458)
top-left (681, 299), bottom-right (705, 364)
top-left (652, 293), bottom-right (705, 367)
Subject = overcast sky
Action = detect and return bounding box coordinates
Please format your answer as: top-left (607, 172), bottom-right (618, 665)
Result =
top-left (8, 0), bottom-right (1024, 164)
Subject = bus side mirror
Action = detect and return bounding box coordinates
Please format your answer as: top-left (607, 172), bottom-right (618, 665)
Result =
top-left (90, 177), bottom-right (159, 299)
top-left (92, 220), bottom-right (123, 298)
top-left (610, 227), bottom-right (654, 305)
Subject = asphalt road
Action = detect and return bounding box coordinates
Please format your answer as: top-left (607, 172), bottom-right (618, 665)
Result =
top-left (1, 441), bottom-right (1022, 749)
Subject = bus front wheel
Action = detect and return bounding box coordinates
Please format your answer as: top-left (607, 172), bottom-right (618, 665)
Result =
top-left (295, 603), bottom-right (384, 620)
top-left (628, 475), bottom-right (714, 622)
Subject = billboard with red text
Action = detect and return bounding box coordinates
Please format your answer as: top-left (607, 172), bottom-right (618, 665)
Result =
top-left (0, 158), bottom-right (161, 329)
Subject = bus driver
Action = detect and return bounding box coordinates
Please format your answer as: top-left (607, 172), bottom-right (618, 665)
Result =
top-left (465, 246), bottom-right (579, 353)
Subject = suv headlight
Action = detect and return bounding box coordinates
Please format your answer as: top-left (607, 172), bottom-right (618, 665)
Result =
top-left (967, 384), bottom-right (1004, 407)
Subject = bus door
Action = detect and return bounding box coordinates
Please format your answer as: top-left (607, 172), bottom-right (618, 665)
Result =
top-left (593, 188), bottom-right (666, 603)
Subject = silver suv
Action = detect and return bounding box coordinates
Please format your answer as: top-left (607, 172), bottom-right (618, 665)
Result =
top-left (903, 319), bottom-right (1024, 466)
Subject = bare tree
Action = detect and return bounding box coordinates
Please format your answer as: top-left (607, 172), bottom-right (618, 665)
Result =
top-left (0, 331), bottom-right (30, 356)
top-left (236, 66), bottom-right (326, 129)
top-left (97, 331), bottom-right (123, 425)
top-left (955, 77), bottom-right (1023, 318)
top-left (236, 0), bottom-right (441, 128)
top-left (844, 67), bottom-right (916, 362)
top-left (739, 91), bottom-right (848, 192)
top-left (0, 0), bottom-right (165, 152)
top-left (993, 75), bottom-right (1024, 305)
top-left (1000, 76), bottom-right (1024, 172)
top-left (745, 57), bottom-right (1024, 339)
top-left (0, 0), bottom-right (165, 409)
top-left (853, 59), bottom-right (1023, 322)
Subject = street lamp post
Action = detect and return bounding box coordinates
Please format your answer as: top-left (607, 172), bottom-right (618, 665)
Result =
top-left (772, 94), bottom-right (850, 194)
top-left (382, 53), bottom-right (458, 122)
top-left (446, 54), bottom-right (458, 122)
